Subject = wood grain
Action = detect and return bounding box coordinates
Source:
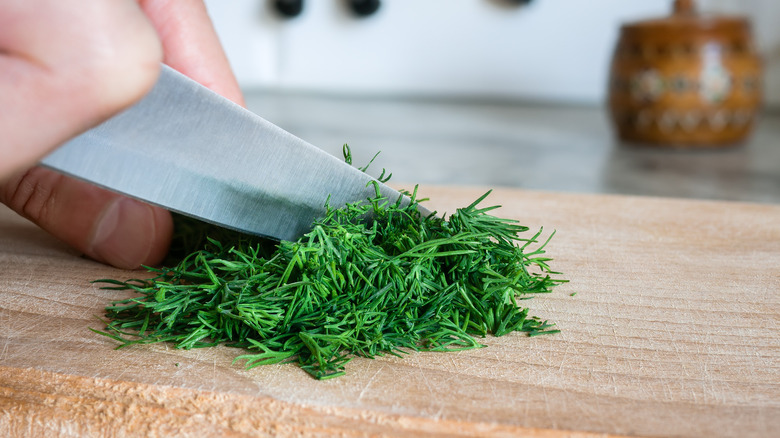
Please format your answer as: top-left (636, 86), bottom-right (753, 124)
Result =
top-left (1, 186), bottom-right (778, 437)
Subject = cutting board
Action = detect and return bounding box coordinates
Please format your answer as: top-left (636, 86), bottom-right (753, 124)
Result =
top-left (0, 186), bottom-right (778, 437)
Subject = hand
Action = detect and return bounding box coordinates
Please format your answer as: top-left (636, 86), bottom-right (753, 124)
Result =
top-left (0, 0), bottom-right (244, 269)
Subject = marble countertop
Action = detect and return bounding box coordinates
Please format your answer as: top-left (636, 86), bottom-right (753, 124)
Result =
top-left (245, 92), bottom-right (780, 205)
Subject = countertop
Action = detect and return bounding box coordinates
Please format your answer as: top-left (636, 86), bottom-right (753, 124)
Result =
top-left (245, 92), bottom-right (780, 205)
top-left (1, 92), bottom-right (778, 437)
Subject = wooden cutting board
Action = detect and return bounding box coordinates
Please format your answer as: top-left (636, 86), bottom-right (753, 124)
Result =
top-left (0, 186), bottom-right (778, 437)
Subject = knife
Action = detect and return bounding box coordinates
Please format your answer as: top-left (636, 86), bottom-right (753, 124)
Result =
top-left (40, 65), bottom-right (412, 241)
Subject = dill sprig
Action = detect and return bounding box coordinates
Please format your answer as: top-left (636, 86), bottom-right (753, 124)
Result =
top-left (93, 150), bottom-right (566, 379)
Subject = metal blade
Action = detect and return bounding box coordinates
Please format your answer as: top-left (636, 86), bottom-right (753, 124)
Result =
top-left (41, 65), bottom-right (410, 241)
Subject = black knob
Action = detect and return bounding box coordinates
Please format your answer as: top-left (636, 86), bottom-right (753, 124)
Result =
top-left (274, 0), bottom-right (304, 18)
top-left (347, 0), bottom-right (381, 17)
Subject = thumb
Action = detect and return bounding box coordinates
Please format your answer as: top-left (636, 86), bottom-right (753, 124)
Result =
top-left (1, 168), bottom-right (172, 269)
top-left (0, 0), bottom-right (170, 269)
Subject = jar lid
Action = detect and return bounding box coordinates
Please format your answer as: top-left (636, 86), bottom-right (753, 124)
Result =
top-left (621, 0), bottom-right (748, 36)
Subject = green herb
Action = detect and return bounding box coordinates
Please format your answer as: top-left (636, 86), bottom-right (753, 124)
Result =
top-left (93, 148), bottom-right (566, 379)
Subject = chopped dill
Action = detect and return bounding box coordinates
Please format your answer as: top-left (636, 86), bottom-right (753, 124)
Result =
top-left (92, 147), bottom-right (566, 379)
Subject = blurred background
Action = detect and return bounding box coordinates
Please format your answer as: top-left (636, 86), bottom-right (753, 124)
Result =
top-left (203, 0), bottom-right (780, 203)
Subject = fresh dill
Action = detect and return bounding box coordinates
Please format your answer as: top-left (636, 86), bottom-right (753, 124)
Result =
top-left (93, 147), bottom-right (566, 379)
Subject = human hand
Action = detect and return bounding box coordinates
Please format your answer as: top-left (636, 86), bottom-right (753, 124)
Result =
top-left (0, 0), bottom-right (244, 269)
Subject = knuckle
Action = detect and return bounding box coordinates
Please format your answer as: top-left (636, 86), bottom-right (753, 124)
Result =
top-left (1, 167), bottom-right (62, 223)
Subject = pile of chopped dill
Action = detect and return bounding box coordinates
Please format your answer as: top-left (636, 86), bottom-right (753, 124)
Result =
top-left (94, 150), bottom-right (566, 379)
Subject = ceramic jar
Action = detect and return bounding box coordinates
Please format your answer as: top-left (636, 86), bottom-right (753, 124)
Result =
top-left (608, 0), bottom-right (762, 146)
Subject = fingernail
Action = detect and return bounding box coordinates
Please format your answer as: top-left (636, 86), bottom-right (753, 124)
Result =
top-left (90, 198), bottom-right (154, 269)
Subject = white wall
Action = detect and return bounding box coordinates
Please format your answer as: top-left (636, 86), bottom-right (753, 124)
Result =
top-left (205, 0), bottom-right (780, 107)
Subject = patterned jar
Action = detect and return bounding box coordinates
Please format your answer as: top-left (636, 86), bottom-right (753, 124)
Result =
top-left (608, 0), bottom-right (762, 146)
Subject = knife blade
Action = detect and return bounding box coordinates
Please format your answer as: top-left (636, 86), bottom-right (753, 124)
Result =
top-left (40, 65), bottom-right (412, 241)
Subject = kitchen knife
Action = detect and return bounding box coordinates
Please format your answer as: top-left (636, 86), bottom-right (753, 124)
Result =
top-left (41, 65), bottom-right (413, 241)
